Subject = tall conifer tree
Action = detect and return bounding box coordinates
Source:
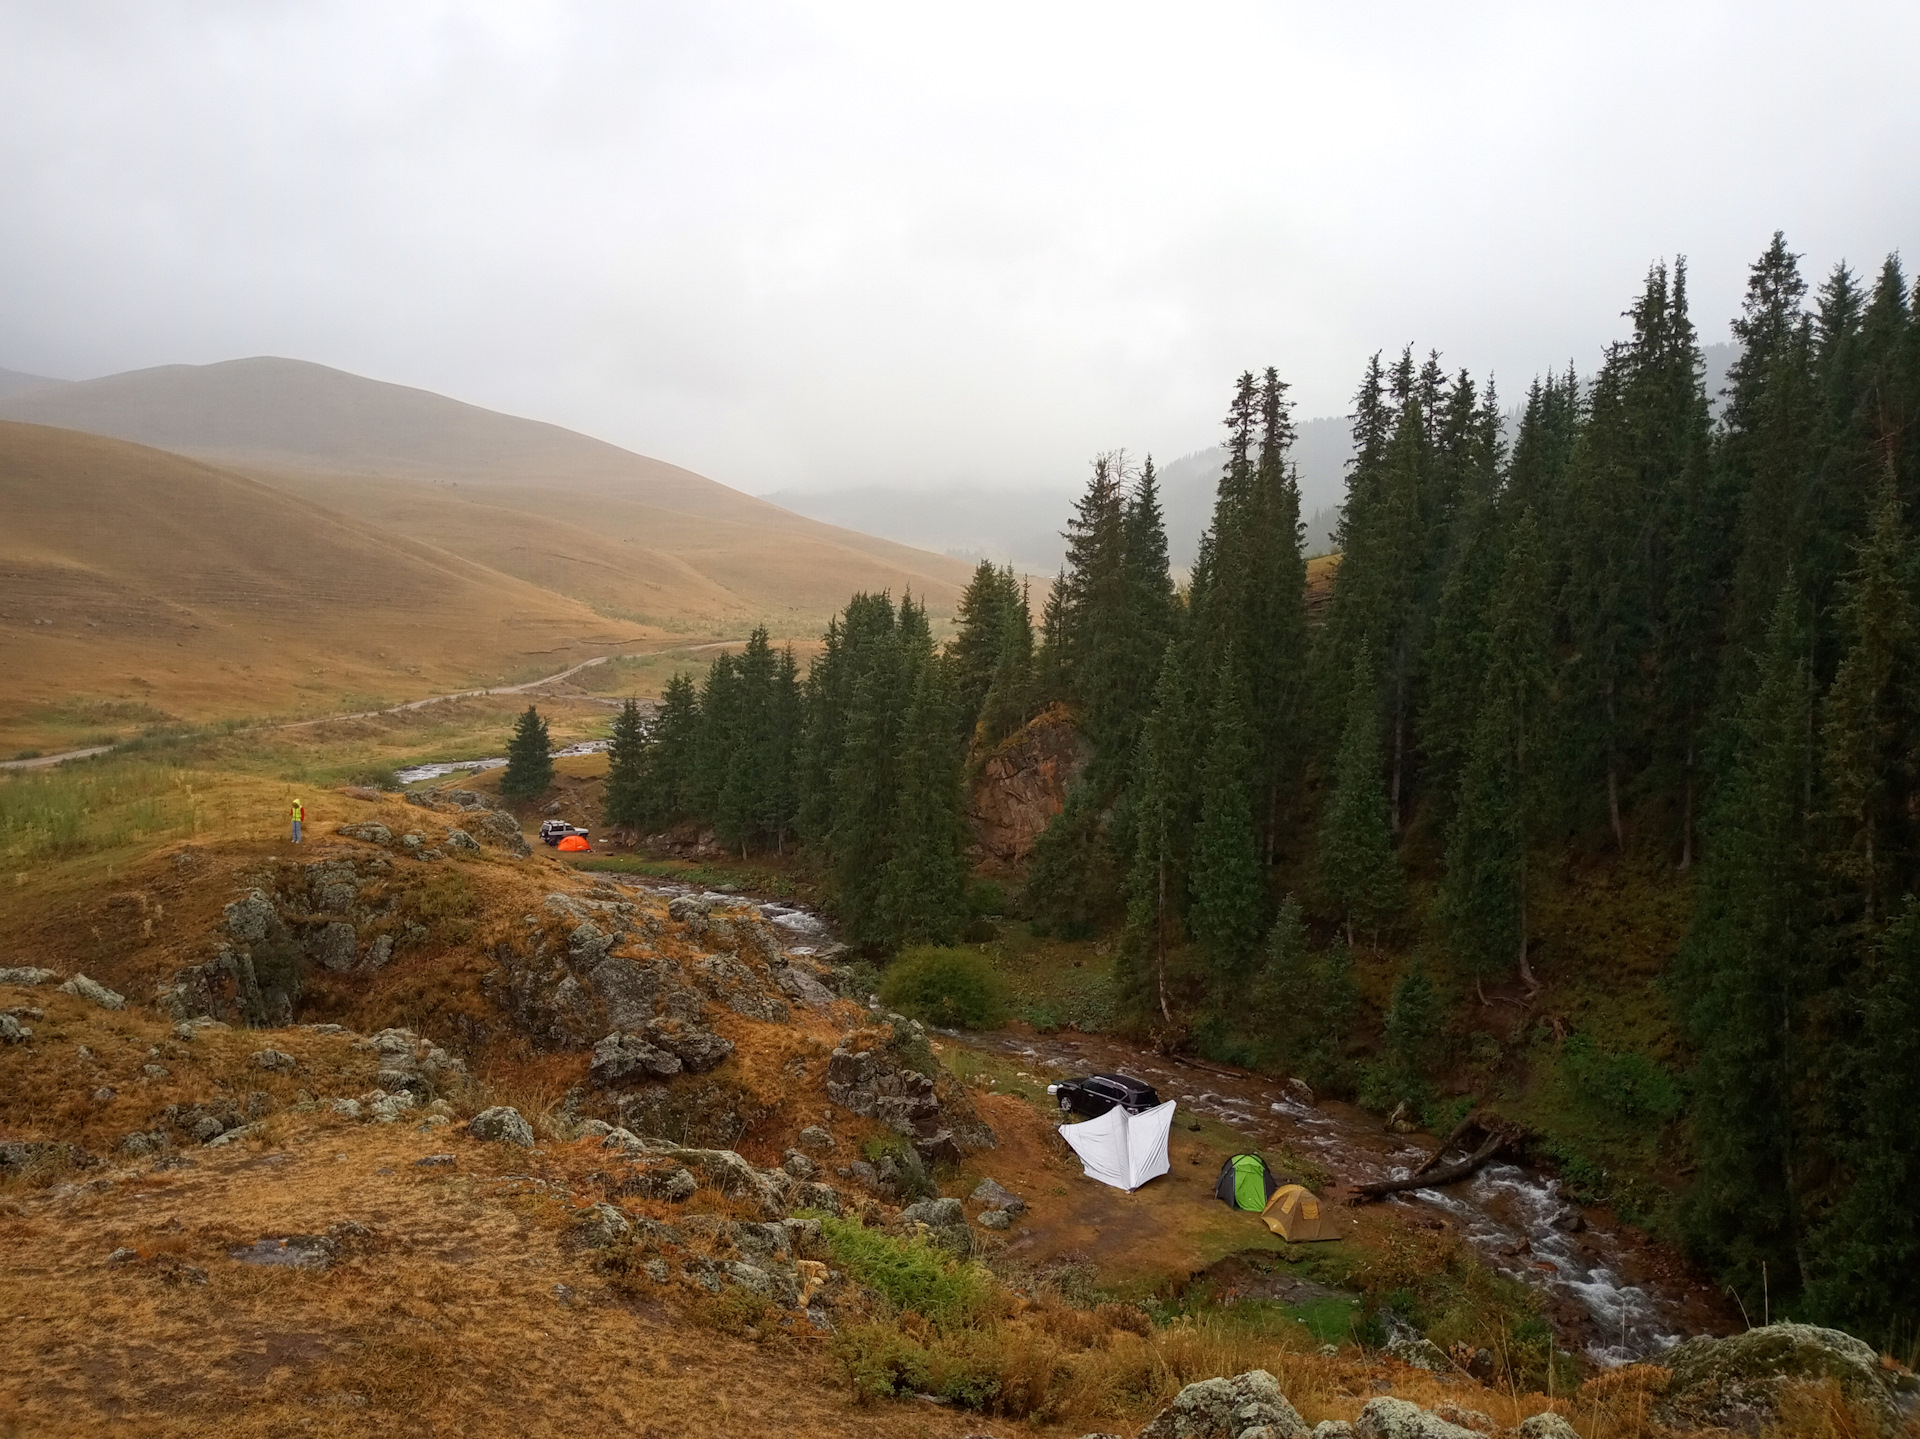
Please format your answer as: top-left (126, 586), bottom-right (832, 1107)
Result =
top-left (500, 705), bottom-right (553, 800)
top-left (602, 698), bottom-right (648, 829)
top-left (1318, 649), bottom-right (1402, 947)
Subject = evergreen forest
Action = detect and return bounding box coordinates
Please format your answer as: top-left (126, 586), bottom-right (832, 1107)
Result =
top-left (603, 234), bottom-right (1920, 1342)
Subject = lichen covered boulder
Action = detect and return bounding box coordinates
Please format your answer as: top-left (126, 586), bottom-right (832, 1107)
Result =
top-left (468, 1105), bottom-right (535, 1147)
top-left (1658, 1321), bottom-right (1913, 1435)
top-left (1138, 1369), bottom-right (1308, 1439)
top-left (1353, 1399), bottom-right (1480, 1439)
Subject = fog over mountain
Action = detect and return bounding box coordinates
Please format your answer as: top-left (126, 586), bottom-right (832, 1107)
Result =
top-left (769, 345), bottom-right (1735, 571)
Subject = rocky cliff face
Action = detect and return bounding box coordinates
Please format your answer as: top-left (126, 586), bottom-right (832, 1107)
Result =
top-left (966, 703), bottom-right (1088, 868)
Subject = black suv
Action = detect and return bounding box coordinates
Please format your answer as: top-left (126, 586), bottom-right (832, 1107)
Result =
top-left (1047, 1073), bottom-right (1162, 1119)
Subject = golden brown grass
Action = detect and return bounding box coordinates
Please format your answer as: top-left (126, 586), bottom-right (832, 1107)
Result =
top-left (0, 422), bottom-right (665, 753)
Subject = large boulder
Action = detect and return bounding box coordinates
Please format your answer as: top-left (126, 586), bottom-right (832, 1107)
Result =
top-left (590, 1031), bottom-right (683, 1086)
top-left (1658, 1322), bottom-right (1913, 1435)
top-left (900, 1196), bottom-right (970, 1257)
top-left (1353, 1399), bottom-right (1481, 1439)
top-left (970, 1176), bottom-right (1025, 1214)
top-left (469, 809), bottom-right (530, 856)
top-left (308, 920), bottom-right (359, 971)
top-left (58, 974), bottom-right (125, 1010)
top-left (571, 1202), bottom-right (633, 1250)
top-left (1138, 1369), bottom-right (1309, 1439)
top-left (774, 963), bottom-right (837, 1008)
top-left (652, 1146), bottom-right (789, 1218)
top-left (0, 967), bottom-right (57, 986)
top-left (1515, 1416), bottom-right (1577, 1439)
top-left (355, 1028), bottom-right (469, 1097)
top-left (468, 1106), bottom-right (535, 1147)
top-left (643, 1017), bottom-right (733, 1072)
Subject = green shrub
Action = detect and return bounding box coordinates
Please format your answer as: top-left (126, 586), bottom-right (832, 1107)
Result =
top-left (1561, 1034), bottom-right (1683, 1121)
top-left (878, 947), bottom-right (1006, 1030)
top-left (966, 880), bottom-right (1006, 917)
top-left (818, 1216), bottom-right (995, 1328)
top-left (835, 1323), bottom-right (934, 1401)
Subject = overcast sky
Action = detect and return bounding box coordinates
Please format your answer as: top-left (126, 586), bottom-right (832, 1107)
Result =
top-left (2, 1), bottom-right (1916, 495)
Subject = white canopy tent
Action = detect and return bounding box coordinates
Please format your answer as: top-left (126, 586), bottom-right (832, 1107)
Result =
top-left (1058, 1100), bottom-right (1177, 1192)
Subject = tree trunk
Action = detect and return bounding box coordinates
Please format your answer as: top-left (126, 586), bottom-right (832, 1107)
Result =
top-left (1354, 1130), bottom-right (1510, 1199)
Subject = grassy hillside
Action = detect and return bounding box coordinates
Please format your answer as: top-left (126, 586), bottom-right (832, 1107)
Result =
top-left (0, 422), bottom-right (655, 754)
top-left (0, 357), bottom-right (974, 629)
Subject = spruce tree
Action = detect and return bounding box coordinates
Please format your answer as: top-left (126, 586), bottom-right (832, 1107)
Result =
top-left (500, 705), bottom-right (553, 800)
top-left (602, 698), bottom-right (648, 829)
top-left (876, 655), bottom-right (969, 947)
top-left (1437, 511), bottom-right (1552, 989)
top-left (1818, 473), bottom-right (1917, 926)
top-left (974, 580), bottom-right (1036, 749)
top-left (1188, 660), bottom-right (1264, 971)
top-left (1120, 641), bottom-right (1196, 1023)
top-left (1318, 648), bottom-right (1402, 947)
top-left (830, 596), bottom-right (908, 946)
top-left (690, 652), bottom-right (740, 819)
top-left (949, 561), bottom-right (1021, 739)
top-left (1677, 582), bottom-right (1816, 1313)
top-left (648, 672), bottom-right (700, 822)
top-left (1378, 963), bottom-right (1443, 1107)
top-left (1253, 896), bottom-right (1359, 1093)
top-left (1720, 234), bottom-right (1819, 682)
top-left (1804, 898), bottom-right (1920, 1333)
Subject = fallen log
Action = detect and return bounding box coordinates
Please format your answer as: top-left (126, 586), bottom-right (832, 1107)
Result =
top-left (1353, 1129), bottom-right (1511, 1201)
top-left (1411, 1111), bottom-right (1483, 1178)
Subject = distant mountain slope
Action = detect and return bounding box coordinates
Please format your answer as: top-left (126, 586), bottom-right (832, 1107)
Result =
top-left (0, 421), bottom-right (649, 752)
top-left (767, 413), bottom-right (1354, 575)
top-left (0, 367), bottom-right (69, 401)
top-left (0, 357), bottom-right (971, 626)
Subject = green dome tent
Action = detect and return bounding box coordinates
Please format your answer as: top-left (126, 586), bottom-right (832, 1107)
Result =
top-left (1216, 1153), bottom-right (1281, 1211)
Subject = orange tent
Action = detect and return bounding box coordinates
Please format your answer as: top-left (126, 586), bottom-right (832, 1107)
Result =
top-left (557, 834), bottom-right (591, 852)
top-left (1262, 1183), bottom-right (1341, 1242)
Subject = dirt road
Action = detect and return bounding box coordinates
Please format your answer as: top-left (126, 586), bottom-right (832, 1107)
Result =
top-left (0, 639), bottom-right (746, 772)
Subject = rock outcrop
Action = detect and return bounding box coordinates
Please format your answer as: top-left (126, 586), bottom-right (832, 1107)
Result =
top-left (825, 1019), bottom-right (994, 1165)
top-left (967, 703), bottom-right (1089, 867)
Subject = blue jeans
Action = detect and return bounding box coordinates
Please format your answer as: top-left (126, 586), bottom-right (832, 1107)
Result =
top-left (292, 820), bottom-right (302, 843)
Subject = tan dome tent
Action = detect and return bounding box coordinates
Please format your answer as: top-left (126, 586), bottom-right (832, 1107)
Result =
top-left (1261, 1183), bottom-right (1341, 1243)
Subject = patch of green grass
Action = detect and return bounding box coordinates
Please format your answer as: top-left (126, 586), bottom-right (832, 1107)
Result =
top-left (935, 1046), bottom-right (1053, 1110)
top-left (973, 921), bottom-right (1120, 1033)
top-left (819, 1216), bottom-right (995, 1328)
top-left (568, 854), bottom-right (804, 900)
top-left (0, 758), bottom-right (198, 871)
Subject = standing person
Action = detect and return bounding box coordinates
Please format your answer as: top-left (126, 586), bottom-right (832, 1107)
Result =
top-left (291, 797), bottom-right (304, 844)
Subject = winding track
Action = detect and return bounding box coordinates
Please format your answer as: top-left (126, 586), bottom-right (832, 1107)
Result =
top-left (0, 639), bottom-right (746, 772)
